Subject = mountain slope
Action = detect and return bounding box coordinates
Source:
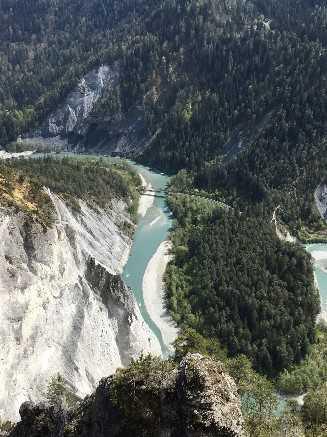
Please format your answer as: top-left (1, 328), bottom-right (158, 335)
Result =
top-left (6, 0), bottom-right (326, 238)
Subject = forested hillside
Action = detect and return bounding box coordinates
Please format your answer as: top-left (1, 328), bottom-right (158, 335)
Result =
top-left (2, 0), bottom-right (326, 234)
top-left (166, 188), bottom-right (320, 375)
top-left (0, 0), bottom-right (155, 144)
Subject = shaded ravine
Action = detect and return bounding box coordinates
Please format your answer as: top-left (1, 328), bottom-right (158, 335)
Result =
top-left (122, 163), bottom-right (174, 356)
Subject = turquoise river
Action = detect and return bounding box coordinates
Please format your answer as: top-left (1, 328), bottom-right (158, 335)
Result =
top-left (122, 163), bottom-right (173, 356)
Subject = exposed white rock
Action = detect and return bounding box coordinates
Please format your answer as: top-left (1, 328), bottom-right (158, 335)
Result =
top-left (137, 173), bottom-right (154, 218)
top-left (315, 183), bottom-right (327, 220)
top-left (19, 65), bottom-right (121, 153)
top-left (0, 191), bottom-right (161, 421)
top-left (45, 65), bottom-right (118, 137)
top-left (46, 190), bottom-right (132, 274)
top-left (272, 206), bottom-right (297, 243)
top-left (19, 64), bottom-right (151, 155)
top-left (143, 240), bottom-right (178, 355)
top-left (0, 150), bottom-right (35, 160)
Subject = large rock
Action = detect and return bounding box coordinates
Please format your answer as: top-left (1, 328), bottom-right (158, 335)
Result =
top-left (9, 402), bottom-right (66, 437)
top-left (177, 354), bottom-right (244, 436)
top-left (9, 354), bottom-right (244, 437)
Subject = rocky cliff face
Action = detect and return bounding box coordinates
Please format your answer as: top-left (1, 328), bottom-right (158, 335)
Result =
top-left (315, 183), bottom-right (327, 220)
top-left (20, 65), bottom-right (119, 152)
top-left (9, 354), bottom-right (244, 437)
top-left (0, 191), bottom-right (160, 421)
top-left (43, 65), bottom-right (118, 139)
top-left (20, 64), bottom-right (150, 155)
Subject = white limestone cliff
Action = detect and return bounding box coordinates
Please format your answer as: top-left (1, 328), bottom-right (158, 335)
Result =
top-left (315, 183), bottom-right (327, 220)
top-left (45, 65), bottom-right (118, 137)
top-left (19, 63), bottom-right (150, 155)
top-left (19, 65), bottom-right (119, 151)
top-left (0, 191), bottom-right (161, 421)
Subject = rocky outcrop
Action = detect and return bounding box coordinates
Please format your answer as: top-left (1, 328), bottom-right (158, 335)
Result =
top-left (20, 65), bottom-right (119, 152)
top-left (20, 64), bottom-right (151, 155)
top-left (0, 191), bottom-right (160, 421)
top-left (43, 65), bottom-right (118, 138)
top-left (80, 105), bottom-right (150, 156)
top-left (176, 354), bottom-right (244, 436)
top-left (85, 259), bottom-right (159, 366)
top-left (9, 354), bottom-right (244, 437)
top-left (315, 183), bottom-right (327, 220)
top-left (9, 402), bottom-right (66, 437)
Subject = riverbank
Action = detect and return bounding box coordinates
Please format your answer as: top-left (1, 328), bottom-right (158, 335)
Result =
top-left (137, 173), bottom-right (154, 217)
top-left (310, 250), bottom-right (327, 273)
top-left (311, 252), bottom-right (327, 322)
top-left (0, 150), bottom-right (35, 160)
top-left (306, 244), bottom-right (327, 323)
top-left (122, 164), bottom-right (174, 356)
top-left (143, 240), bottom-right (178, 355)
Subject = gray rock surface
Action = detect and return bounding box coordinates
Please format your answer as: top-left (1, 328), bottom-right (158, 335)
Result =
top-left (177, 354), bottom-right (244, 437)
top-left (315, 183), bottom-right (327, 220)
top-left (20, 64), bottom-right (150, 155)
top-left (0, 191), bottom-right (160, 421)
top-left (44, 65), bottom-right (118, 138)
top-left (10, 402), bottom-right (66, 437)
top-left (9, 354), bottom-right (244, 437)
top-left (19, 64), bottom-right (118, 152)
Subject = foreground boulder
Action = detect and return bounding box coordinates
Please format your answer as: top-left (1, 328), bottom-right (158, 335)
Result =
top-left (9, 354), bottom-right (244, 437)
top-left (9, 402), bottom-right (66, 437)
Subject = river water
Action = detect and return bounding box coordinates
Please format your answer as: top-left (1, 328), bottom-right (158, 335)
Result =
top-left (122, 163), bottom-right (173, 356)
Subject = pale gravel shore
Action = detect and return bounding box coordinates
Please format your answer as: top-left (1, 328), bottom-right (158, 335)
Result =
top-left (138, 173), bottom-right (154, 217)
top-left (310, 250), bottom-right (327, 261)
top-left (143, 240), bottom-right (178, 354)
top-left (320, 311), bottom-right (327, 324)
top-left (310, 251), bottom-right (327, 274)
top-left (313, 270), bottom-right (327, 324)
top-left (0, 150), bottom-right (35, 160)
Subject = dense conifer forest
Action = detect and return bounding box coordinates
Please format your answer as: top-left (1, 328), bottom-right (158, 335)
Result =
top-left (166, 188), bottom-right (320, 375)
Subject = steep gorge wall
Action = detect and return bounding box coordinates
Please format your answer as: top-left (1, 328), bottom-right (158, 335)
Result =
top-left (0, 192), bottom-right (160, 421)
top-left (20, 64), bottom-right (149, 155)
top-left (315, 183), bottom-right (327, 220)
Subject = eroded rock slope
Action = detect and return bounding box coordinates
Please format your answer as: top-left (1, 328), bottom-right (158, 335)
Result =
top-left (0, 190), bottom-right (160, 421)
